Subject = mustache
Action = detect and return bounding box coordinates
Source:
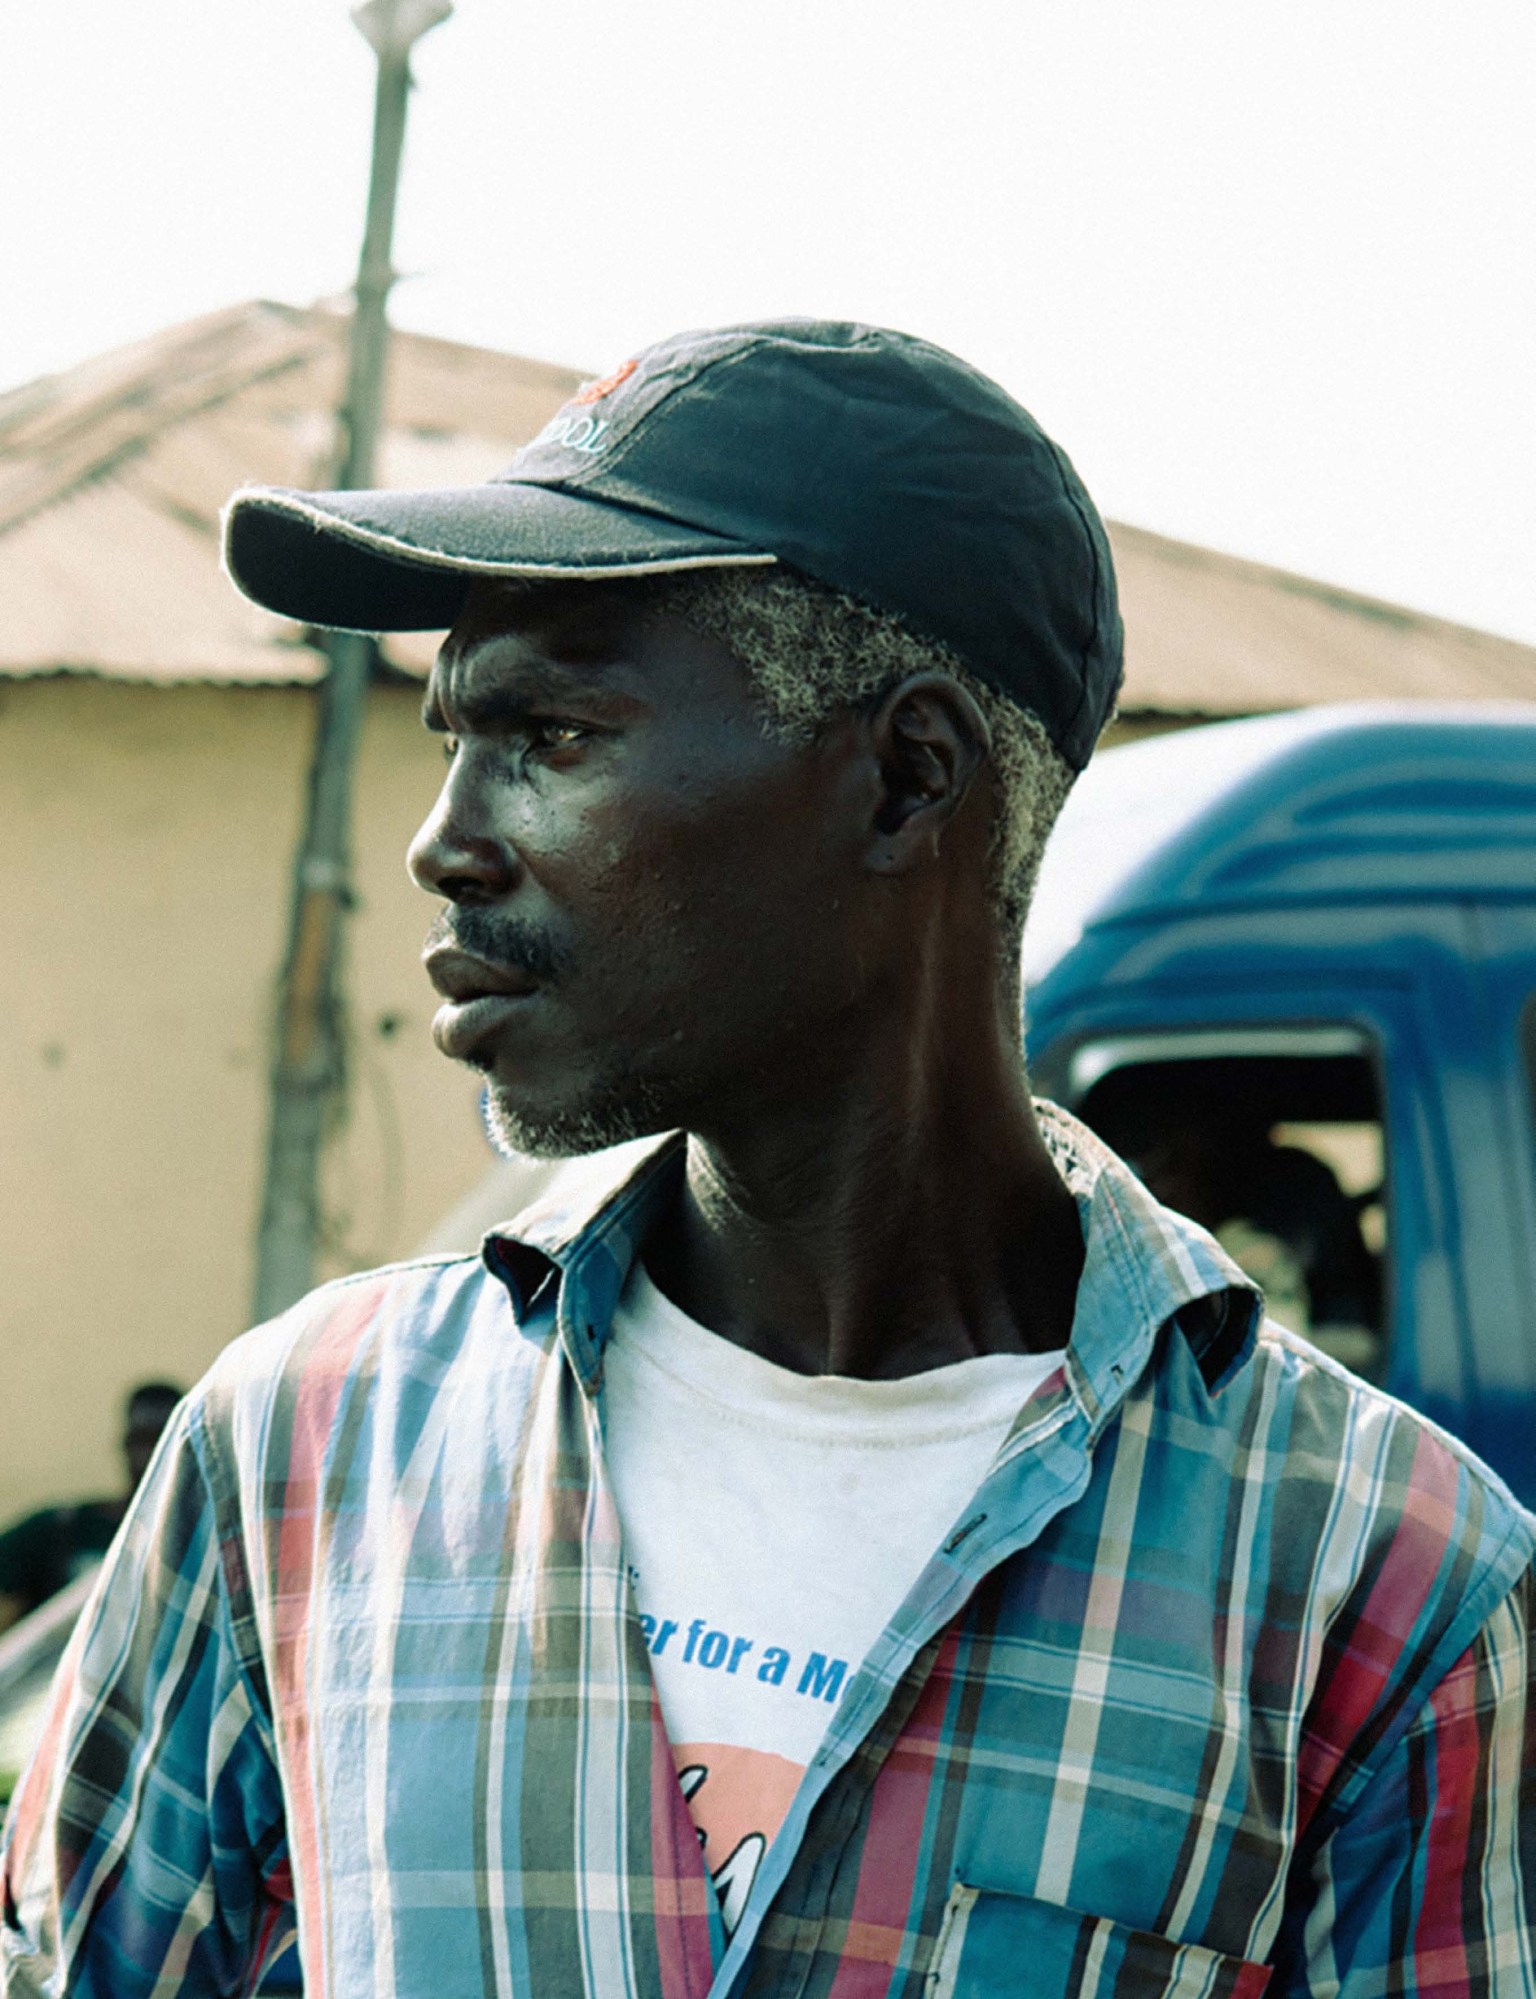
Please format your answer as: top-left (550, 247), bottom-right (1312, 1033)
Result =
top-left (424, 908), bottom-right (566, 984)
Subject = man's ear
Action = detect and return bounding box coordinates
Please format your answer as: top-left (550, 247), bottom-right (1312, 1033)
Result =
top-left (864, 673), bottom-right (992, 875)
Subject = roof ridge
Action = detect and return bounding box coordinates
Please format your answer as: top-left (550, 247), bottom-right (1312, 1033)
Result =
top-left (0, 301), bottom-right (289, 445)
top-left (0, 302), bottom-right (335, 543)
top-left (1108, 518), bottom-right (1536, 660)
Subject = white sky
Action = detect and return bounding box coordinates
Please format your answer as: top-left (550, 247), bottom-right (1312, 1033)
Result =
top-left (4, 0), bottom-right (1533, 641)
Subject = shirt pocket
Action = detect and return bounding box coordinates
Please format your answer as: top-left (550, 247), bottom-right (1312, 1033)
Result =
top-left (925, 1883), bottom-right (1272, 1999)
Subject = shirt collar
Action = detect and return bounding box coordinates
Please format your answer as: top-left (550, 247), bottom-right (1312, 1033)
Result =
top-left (1033, 1100), bottom-right (1261, 1416)
top-left (481, 1106), bottom-right (1261, 1400)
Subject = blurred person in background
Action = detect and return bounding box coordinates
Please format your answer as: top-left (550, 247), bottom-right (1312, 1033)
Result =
top-left (1094, 1074), bottom-right (1381, 1339)
top-left (0, 1382), bottom-right (182, 1635)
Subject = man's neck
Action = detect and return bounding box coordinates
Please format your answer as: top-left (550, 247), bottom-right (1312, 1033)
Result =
top-left (641, 974), bottom-right (1084, 1379)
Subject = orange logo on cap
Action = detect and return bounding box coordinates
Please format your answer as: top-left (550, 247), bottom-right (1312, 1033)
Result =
top-left (572, 358), bottom-right (638, 406)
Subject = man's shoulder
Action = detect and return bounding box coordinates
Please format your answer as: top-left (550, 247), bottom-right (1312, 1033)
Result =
top-left (1236, 1317), bottom-right (1534, 1652)
top-left (1252, 1315), bottom-right (1532, 1510)
top-left (186, 1249), bottom-right (538, 1459)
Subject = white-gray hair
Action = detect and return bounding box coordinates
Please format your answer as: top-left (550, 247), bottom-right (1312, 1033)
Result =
top-left (655, 566), bottom-right (1077, 954)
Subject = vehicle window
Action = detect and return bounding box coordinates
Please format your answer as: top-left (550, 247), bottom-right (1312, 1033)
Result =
top-left (1071, 1045), bottom-right (1388, 1381)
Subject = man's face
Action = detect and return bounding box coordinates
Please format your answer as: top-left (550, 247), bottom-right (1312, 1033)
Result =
top-left (408, 579), bottom-right (872, 1156)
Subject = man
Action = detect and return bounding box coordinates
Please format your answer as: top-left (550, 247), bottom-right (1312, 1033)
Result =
top-left (2, 321), bottom-right (1531, 1997)
top-left (0, 1382), bottom-right (183, 1635)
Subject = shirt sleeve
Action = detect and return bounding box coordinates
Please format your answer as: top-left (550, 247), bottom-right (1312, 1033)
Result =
top-left (1272, 1566), bottom-right (1535, 1999)
top-left (0, 1407), bottom-right (293, 1997)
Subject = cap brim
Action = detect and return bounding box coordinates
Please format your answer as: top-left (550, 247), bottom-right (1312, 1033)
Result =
top-left (222, 480), bottom-right (775, 631)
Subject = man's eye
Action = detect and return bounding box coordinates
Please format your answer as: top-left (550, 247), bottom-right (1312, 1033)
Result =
top-left (530, 721), bottom-right (588, 754)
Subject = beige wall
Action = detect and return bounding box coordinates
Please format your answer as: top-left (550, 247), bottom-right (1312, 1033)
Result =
top-left (0, 675), bottom-right (492, 1523)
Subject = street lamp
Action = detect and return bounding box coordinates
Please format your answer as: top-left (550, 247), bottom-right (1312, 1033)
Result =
top-left (251, 0), bottom-right (453, 1323)
top-left (353, 0), bottom-right (454, 62)
top-left (337, 0), bottom-right (453, 491)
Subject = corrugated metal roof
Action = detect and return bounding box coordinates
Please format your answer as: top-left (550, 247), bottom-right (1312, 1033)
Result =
top-left (0, 300), bottom-right (580, 685)
top-left (1108, 522), bottom-right (1536, 713)
top-left (2, 302), bottom-right (1531, 710)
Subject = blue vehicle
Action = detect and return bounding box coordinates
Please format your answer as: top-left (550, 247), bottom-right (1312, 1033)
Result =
top-left (1024, 700), bottom-right (1536, 1503)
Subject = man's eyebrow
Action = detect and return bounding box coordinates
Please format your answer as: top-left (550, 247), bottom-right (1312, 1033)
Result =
top-left (422, 657), bottom-right (637, 733)
top-left (422, 685), bottom-right (542, 733)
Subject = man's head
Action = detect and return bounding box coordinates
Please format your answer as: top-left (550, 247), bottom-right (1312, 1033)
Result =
top-left (222, 318), bottom-right (1122, 1156)
top-left (408, 564), bottom-right (1076, 1156)
top-left (653, 565), bottom-right (1078, 945)
top-left (122, 1380), bottom-right (182, 1492)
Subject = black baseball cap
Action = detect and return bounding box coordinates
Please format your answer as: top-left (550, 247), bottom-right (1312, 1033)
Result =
top-left (223, 319), bottom-right (1122, 769)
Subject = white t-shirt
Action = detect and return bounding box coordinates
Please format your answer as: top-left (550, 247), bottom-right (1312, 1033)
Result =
top-left (602, 1262), bottom-right (1062, 1931)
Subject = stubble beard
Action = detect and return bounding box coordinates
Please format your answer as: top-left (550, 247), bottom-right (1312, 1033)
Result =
top-left (429, 907), bottom-right (675, 1158)
top-left (481, 1065), bottom-right (672, 1161)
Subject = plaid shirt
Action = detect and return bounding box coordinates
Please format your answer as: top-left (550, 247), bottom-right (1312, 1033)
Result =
top-left (4, 1108), bottom-right (1533, 1999)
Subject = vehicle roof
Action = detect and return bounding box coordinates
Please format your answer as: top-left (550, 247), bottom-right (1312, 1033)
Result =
top-left (1023, 700), bottom-right (1536, 982)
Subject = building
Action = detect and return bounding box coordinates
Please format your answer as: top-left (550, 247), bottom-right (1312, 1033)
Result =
top-left (3, 300), bottom-right (1532, 1522)
top-left (1103, 521), bottom-right (1536, 743)
top-left (0, 301), bottom-right (578, 1524)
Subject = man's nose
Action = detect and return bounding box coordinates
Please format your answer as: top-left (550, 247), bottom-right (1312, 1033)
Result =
top-left (407, 780), bottom-right (518, 903)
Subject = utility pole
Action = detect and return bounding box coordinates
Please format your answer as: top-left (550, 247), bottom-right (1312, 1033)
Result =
top-left (251, 0), bottom-right (453, 1323)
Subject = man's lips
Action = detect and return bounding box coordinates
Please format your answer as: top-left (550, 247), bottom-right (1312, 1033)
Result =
top-left (423, 942), bottom-right (539, 1004)
top-left (423, 944), bottom-right (541, 1061)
